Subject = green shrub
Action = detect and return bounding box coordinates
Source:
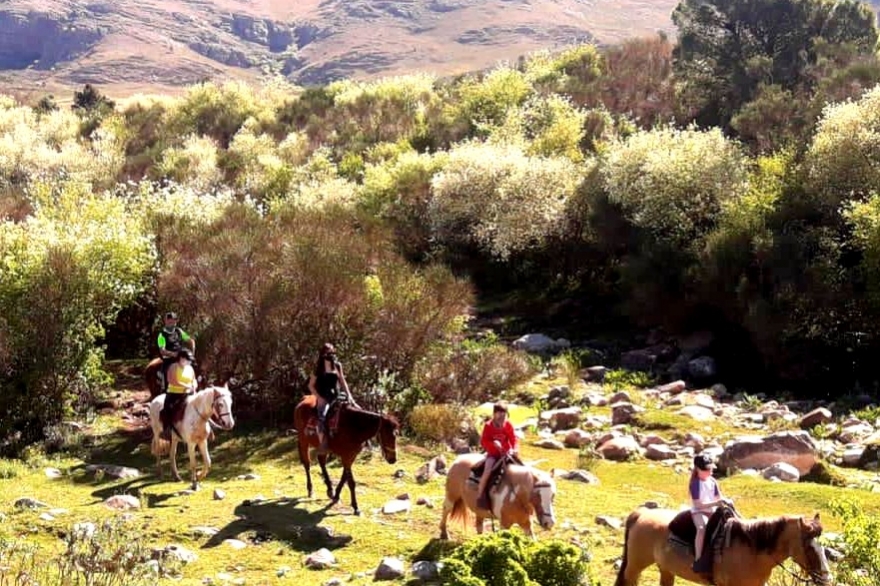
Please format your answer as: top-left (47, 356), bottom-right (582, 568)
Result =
top-left (439, 530), bottom-right (594, 586)
top-left (603, 369), bottom-right (653, 391)
top-left (829, 497), bottom-right (880, 585)
top-left (409, 403), bottom-right (470, 444)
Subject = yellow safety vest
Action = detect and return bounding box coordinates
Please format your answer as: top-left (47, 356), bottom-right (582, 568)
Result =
top-left (167, 364), bottom-right (195, 394)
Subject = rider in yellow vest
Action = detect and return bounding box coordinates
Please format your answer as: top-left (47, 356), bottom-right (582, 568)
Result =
top-left (161, 348), bottom-right (197, 439)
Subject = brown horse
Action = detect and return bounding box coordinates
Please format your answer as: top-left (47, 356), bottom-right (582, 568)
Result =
top-left (294, 395), bottom-right (399, 516)
top-left (614, 505), bottom-right (832, 586)
top-left (439, 453), bottom-right (557, 539)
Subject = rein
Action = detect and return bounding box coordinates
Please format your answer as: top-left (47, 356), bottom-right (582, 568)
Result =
top-left (194, 388), bottom-right (230, 430)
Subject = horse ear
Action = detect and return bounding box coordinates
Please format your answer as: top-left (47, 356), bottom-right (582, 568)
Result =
top-left (813, 513), bottom-right (821, 525)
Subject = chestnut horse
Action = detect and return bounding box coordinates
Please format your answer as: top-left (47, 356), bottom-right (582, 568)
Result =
top-left (614, 505), bottom-right (832, 586)
top-left (439, 453), bottom-right (557, 539)
top-left (294, 395), bottom-right (399, 515)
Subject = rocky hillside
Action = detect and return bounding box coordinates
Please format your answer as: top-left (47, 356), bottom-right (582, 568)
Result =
top-left (0, 0), bottom-right (678, 98)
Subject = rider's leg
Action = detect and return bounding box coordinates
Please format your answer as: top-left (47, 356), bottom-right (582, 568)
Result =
top-left (315, 396), bottom-right (329, 453)
top-left (162, 393), bottom-right (182, 439)
top-left (476, 456), bottom-right (497, 509)
top-left (692, 512), bottom-right (710, 572)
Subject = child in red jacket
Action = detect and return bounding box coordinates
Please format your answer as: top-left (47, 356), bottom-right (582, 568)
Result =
top-left (476, 402), bottom-right (518, 509)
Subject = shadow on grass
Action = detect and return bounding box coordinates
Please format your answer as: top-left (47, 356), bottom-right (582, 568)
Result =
top-left (79, 421), bottom-right (302, 483)
top-left (202, 497), bottom-right (353, 553)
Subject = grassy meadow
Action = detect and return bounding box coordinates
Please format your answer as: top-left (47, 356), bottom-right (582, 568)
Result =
top-left (1, 369), bottom-right (879, 586)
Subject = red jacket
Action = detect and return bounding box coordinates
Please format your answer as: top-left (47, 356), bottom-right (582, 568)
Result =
top-left (481, 420), bottom-right (517, 457)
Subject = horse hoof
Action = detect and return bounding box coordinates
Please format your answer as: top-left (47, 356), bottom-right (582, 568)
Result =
top-left (352, 509), bottom-right (361, 516)
top-left (191, 483), bottom-right (200, 491)
top-left (440, 531), bottom-right (448, 540)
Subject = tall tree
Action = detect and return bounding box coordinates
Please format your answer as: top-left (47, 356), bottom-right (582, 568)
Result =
top-left (672, 0), bottom-right (878, 127)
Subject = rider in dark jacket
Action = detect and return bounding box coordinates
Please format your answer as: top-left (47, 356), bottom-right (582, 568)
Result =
top-left (157, 312), bottom-right (194, 391)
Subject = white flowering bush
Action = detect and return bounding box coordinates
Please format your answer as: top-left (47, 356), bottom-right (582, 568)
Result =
top-left (602, 125), bottom-right (749, 246)
top-left (0, 98), bottom-right (123, 188)
top-left (430, 142), bottom-right (581, 258)
top-left (0, 180), bottom-right (155, 450)
top-left (805, 86), bottom-right (880, 203)
top-left (157, 134), bottom-right (222, 191)
top-left (455, 66), bottom-right (534, 133)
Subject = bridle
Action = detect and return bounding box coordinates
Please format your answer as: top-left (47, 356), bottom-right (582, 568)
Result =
top-left (774, 528), bottom-right (830, 585)
top-left (531, 481), bottom-right (555, 526)
top-left (196, 387), bottom-right (232, 430)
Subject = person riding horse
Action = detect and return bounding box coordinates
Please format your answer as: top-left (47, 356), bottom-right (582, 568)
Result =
top-left (308, 343), bottom-right (360, 454)
top-left (156, 312), bottom-right (195, 393)
top-left (160, 347), bottom-right (197, 440)
top-left (476, 402), bottom-right (519, 510)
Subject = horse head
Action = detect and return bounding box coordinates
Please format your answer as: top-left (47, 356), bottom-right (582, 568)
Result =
top-left (528, 468), bottom-right (557, 531)
top-left (209, 383), bottom-right (235, 431)
top-left (377, 414), bottom-right (399, 464)
top-left (789, 513), bottom-right (831, 586)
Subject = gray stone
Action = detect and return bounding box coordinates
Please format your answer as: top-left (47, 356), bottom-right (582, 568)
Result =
top-left (375, 556), bottom-right (405, 580)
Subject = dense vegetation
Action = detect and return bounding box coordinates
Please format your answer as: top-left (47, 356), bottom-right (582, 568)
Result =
top-left (4, 0), bottom-right (880, 451)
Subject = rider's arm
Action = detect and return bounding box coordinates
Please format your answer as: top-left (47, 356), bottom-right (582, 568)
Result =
top-left (504, 420), bottom-right (518, 453)
top-left (157, 333), bottom-right (173, 359)
top-left (480, 423), bottom-right (498, 456)
top-left (337, 363), bottom-right (360, 407)
top-left (184, 365), bottom-right (197, 392)
top-left (308, 374), bottom-right (318, 396)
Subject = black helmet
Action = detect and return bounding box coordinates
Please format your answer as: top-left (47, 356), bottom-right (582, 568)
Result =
top-left (165, 312), bottom-right (178, 320)
top-left (177, 348), bottom-right (194, 361)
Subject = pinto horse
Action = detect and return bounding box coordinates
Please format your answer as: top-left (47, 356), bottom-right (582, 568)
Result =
top-left (148, 384), bottom-right (235, 490)
top-left (294, 395), bottom-right (399, 515)
top-left (614, 504), bottom-right (832, 586)
top-left (439, 453), bottom-right (557, 539)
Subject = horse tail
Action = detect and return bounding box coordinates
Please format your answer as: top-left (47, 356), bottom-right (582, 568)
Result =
top-left (614, 510), bottom-right (640, 586)
top-left (448, 497), bottom-right (471, 528)
top-left (151, 434), bottom-right (170, 457)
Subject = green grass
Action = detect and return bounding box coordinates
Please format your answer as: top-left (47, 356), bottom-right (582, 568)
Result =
top-left (3, 374), bottom-right (880, 585)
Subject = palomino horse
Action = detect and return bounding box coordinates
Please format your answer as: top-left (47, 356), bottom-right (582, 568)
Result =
top-left (149, 384), bottom-right (235, 490)
top-left (614, 505), bottom-right (832, 586)
top-left (439, 453), bottom-right (557, 539)
top-left (294, 395), bottom-right (399, 516)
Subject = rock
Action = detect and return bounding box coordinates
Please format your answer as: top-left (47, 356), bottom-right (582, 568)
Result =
top-left (692, 394), bottom-right (716, 409)
top-left (710, 383), bottom-right (728, 398)
top-left (450, 438), bottom-right (471, 454)
top-left (213, 488), bottom-right (226, 500)
top-left (236, 473), bottom-right (260, 481)
top-left (512, 333), bottom-right (567, 354)
top-left (541, 407), bottom-right (582, 431)
top-left (223, 539), bottom-right (247, 550)
top-left (640, 434), bottom-right (667, 447)
top-left (585, 366), bottom-right (607, 382)
top-left (14, 497), bottom-right (48, 510)
top-left (415, 456), bottom-right (446, 484)
top-left (838, 422), bottom-right (874, 444)
top-left (85, 464), bottom-right (140, 479)
top-left (678, 405), bottom-right (716, 421)
top-left (608, 391), bottom-right (632, 404)
top-left (44, 467), bottom-right (62, 479)
top-left (841, 446), bottom-right (865, 467)
top-left (684, 432), bottom-right (705, 452)
top-left (382, 498), bottom-right (411, 515)
top-left (595, 515), bottom-right (623, 530)
top-left (103, 495), bottom-right (140, 510)
top-left (549, 386), bottom-right (571, 401)
top-left (561, 469), bottom-right (600, 484)
top-left (38, 512), bottom-right (55, 521)
top-left (718, 431), bottom-right (819, 476)
top-left (688, 356), bottom-right (717, 380)
top-left (645, 444), bottom-right (677, 461)
top-left (416, 497), bottom-right (433, 508)
top-left (152, 544), bottom-right (198, 564)
top-left (582, 393), bottom-right (608, 407)
top-left (304, 548), bottom-right (336, 569)
top-left (412, 560), bottom-right (441, 581)
top-left (642, 501), bottom-right (660, 509)
top-left (190, 526), bottom-right (220, 537)
top-left (657, 380), bottom-right (687, 394)
top-left (532, 438), bottom-right (565, 450)
top-left (375, 557), bottom-right (405, 580)
top-left (597, 436), bottom-right (639, 461)
top-left (620, 348), bottom-right (657, 372)
top-left (762, 462), bottom-right (800, 482)
top-left (611, 402), bottom-right (642, 426)
top-left (564, 429), bottom-right (593, 448)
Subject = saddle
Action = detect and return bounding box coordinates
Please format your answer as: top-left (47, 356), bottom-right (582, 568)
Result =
top-left (305, 400), bottom-right (345, 438)
top-left (467, 452), bottom-right (523, 510)
top-left (668, 503), bottom-right (738, 583)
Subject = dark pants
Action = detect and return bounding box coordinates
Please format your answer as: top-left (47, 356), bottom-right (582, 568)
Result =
top-left (161, 392), bottom-right (187, 433)
top-left (159, 357), bottom-right (176, 391)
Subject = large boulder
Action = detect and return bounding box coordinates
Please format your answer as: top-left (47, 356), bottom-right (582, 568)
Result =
top-left (597, 435), bottom-right (640, 461)
top-left (717, 431), bottom-right (819, 476)
top-left (512, 334), bottom-right (569, 354)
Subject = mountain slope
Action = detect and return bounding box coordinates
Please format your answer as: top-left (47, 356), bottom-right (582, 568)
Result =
top-left (0, 0), bottom-right (679, 98)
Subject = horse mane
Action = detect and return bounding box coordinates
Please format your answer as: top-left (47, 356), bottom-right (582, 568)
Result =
top-left (728, 516), bottom-right (790, 553)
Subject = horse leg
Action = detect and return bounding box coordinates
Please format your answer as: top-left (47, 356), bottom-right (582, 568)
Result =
top-left (318, 454), bottom-right (334, 500)
top-left (331, 467), bottom-right (349, 504)
top-left (187, 442), bottom-right (199, 490)
top-left (345, 466), bottom-right (359, 516)
top-left (298, 432), bottom-right (314, 499)
top-left (439, 497), bottom-right (453, 540)
top-left (659, 570), bottom-right (675, 586)
top-left (475, 514), bottom-right (485, 535)
top-left (197, 440), bottom-right (211, 481)
top-left (170, 437), bottom-right (182, 482)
